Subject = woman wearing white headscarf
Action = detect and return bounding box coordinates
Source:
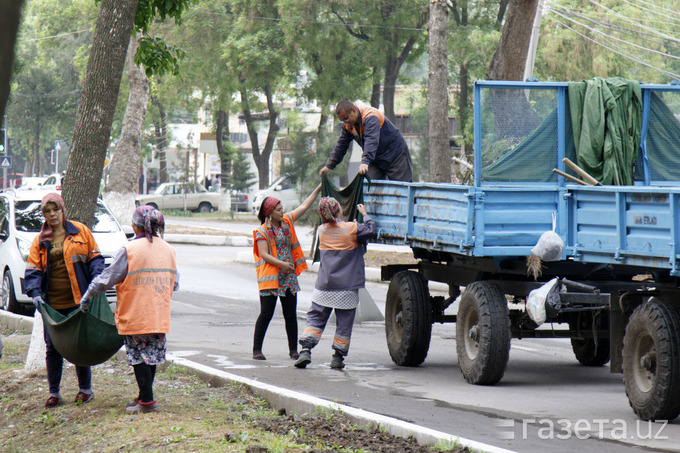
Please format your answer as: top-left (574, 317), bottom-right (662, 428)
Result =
top-left (82, 205), bottom-right (179, 414)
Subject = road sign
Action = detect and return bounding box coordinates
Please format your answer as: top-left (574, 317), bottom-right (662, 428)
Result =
top-left (0, 156), bottom-right (11, 168)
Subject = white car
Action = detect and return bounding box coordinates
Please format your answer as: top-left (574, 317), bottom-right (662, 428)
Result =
top-left (40, 173), bottom-right (63, 191)
top-left (136, 182), bottom-right (220, 213)
top-left (0, 190), bottom-right (128, 314)
top-left (17, 176), bottom-right (47, 191)
top-left (252, 175), bottom-right (301, 214)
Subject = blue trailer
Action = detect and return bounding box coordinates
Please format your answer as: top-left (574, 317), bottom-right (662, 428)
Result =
top-left (363, 79), bottom-right (680, 421)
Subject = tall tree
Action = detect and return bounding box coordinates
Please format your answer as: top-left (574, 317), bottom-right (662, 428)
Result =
top-left (0, 0), bottom-right (25, 120)
top-left (102, 36), bottom-right (150, 225)
top-left (63, 0), bottom-right (195, 226)
top-left (487, 0), bottom-right (538, 80)
top-left (329, 0), bottom-right (429, 122)
top-left (223, 0), bottom-right (298, 189)
top-left (63, 0), bottom-right (138, 226)
top-left (486, 0), bottom-right (540, 140)
top-left (429, 0), bottom-right (450, 183)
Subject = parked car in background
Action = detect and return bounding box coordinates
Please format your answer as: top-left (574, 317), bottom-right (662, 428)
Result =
top-left (207, 185), bottom-right (251, 212)
top-left (230, 190), bottom-right (251, 212)
top-left (135, 182), bottom-right (220, 213)
top-left (40, 173), bottom-right (63, 191)
top-left (16, 176), bottom-right (47, 191)
top-left (252, 175), bottom-right (300, 214)
top-left (0, 190), bottom-right (128, 314)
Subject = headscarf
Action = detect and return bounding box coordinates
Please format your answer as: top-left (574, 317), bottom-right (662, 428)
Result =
top-left (258, 197), bottom-right (291, 245)
top-left (39, 192), bottom-right (67, 243)
top-left (132, 205), bottom-right (165, 242)
top-left (261, 197), bottom-right (280, 218)
top-left (318, 197), bottom-right (341, 224)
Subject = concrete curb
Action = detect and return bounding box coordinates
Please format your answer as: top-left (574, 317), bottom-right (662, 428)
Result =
top-left (165, 233), bottom-right (251, 247)
top-left (1, 312), bottom-right (513, 453)
top-left (167, 354), bottom-right (516, 453)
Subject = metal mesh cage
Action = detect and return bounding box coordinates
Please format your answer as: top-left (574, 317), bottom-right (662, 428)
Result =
top-left (644, 91), bottom-right (680, 182)
top-left (480, 87), bottom-right (569, 183)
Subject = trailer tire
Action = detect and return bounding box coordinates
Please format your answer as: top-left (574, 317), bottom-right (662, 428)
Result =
top-left (570, 312), bottom-right (610, 366)
top-left (385, 271), bottom-right (431, 366)
top-left (623, 297), bottom-right (680, 421)
top-left (571, 338), bottom-right (610, 366)
top-left (456, 281), bottom-right (510, 385)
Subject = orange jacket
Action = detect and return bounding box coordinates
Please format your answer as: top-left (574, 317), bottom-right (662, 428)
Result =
top-left (25, 220), bottom-right (104, 304)
top-left (252, 212), bottom-right (307, 291)
top-left (115, 238), bottom-right (177, 335)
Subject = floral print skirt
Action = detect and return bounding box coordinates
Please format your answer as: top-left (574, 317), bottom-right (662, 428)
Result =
top-left (124, 334), bottom-right (166, 366)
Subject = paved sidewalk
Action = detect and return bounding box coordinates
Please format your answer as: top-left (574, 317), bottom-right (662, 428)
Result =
top-left (0, 311), bottom-right (512, 453)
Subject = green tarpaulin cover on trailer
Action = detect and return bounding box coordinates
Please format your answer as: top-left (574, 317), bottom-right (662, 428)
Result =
top-left (40, 293), bottom-right (124, 367)
top-left (568, 77), bottom-right (642, 185)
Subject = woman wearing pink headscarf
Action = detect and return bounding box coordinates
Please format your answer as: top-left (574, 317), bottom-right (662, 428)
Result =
top-left (252, 184), bottom-right (321, 360)
top-left (24, 192), bottom-right (104, 408)
top-left (294, 197), bottom-right (376, 370)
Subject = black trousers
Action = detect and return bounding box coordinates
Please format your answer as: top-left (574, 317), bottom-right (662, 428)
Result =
top-left (253, 289), bottom-right (298, 354)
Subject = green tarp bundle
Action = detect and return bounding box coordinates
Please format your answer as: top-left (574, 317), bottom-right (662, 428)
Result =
top-left (568, 77), bottom-right (642, 185)
top-left (40, 293), bottom-right (124, 367)
top-left (311, 173), bottom-right (367, 263)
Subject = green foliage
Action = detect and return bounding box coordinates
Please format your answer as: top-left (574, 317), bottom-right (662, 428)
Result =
top-left (535, 0), bottom-right (680, 83)
top-left (231, 150), bottom-right (257, 191)
top-left (135, 36), bottom-right (187, 77)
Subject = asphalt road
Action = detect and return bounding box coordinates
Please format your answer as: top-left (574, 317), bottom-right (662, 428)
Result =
top-left (169, 241), bottom-right (678, 453)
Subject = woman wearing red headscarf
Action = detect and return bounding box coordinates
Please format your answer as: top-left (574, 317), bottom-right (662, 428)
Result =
top-left (252, 184), bottom-right (321, 360)
top-left (24, 192), bottom-right (104, 408)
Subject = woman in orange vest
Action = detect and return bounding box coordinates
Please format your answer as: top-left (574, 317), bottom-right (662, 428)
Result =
top-left (252, 184), bottom-right (321, 360)
top-left (81, 205), bottom-right (178, 414)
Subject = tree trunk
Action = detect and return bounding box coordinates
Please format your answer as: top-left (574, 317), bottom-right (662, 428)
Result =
top-left (216, 108), bottom-right (232, 188)
top-left (32, 116), bottom-right (40, 176)
top-left (428, 0), bottom-right (450, 183)
top-left (486, 0), bottom-right (540, 141)
top-left (239, 82), bottom-right (265, 189)
top-left (260, 79), bottom-right (279, 185)
top-left (240, 77), bottom-right (279, 190)
top-left (383, 59), bottom-right (398, 123)
top-left (153, 97), bottom-right (168, 183)
top-left (370, 81), bottom-right (381, 109)
top-left (103, 35), bottom-right (149, 226)
top-left (0, 0), bottom-right (24, 121)
top-left (63, 0), bottom-right (138, 227)
top-left (487, 0), bottom-right (537, 81)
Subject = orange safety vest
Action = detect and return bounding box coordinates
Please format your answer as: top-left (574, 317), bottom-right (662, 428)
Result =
top-left (115, 238), bottom-right (177, 335)
top-left (252, 212), bottom-right (307, 291)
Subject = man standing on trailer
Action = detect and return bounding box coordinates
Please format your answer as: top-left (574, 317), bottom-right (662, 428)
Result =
top-left (320, 100), bottom-right (413, 182)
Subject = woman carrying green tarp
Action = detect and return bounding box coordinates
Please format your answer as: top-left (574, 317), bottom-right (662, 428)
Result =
top-left (24, 192), bottom-right (104, 408)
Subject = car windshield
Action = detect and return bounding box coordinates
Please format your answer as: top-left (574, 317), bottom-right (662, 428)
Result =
top-left (14, 200), bottom-right (121, 233)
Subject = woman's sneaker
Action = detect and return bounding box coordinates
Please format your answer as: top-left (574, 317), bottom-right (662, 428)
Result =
top-left (294, 349), bottom-right (312, 368)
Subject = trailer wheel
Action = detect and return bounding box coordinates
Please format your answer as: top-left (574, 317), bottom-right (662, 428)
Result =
top-left (570, 312), bottom-right (610, 366)
top-left (456, 281), bottom-right (510, 385)
top-left (385, 271), bottom-right (431, 366)
top-left (571, 338), bottom-right (610, 366)
top-left (623, 297), bottom-right (680, 421)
